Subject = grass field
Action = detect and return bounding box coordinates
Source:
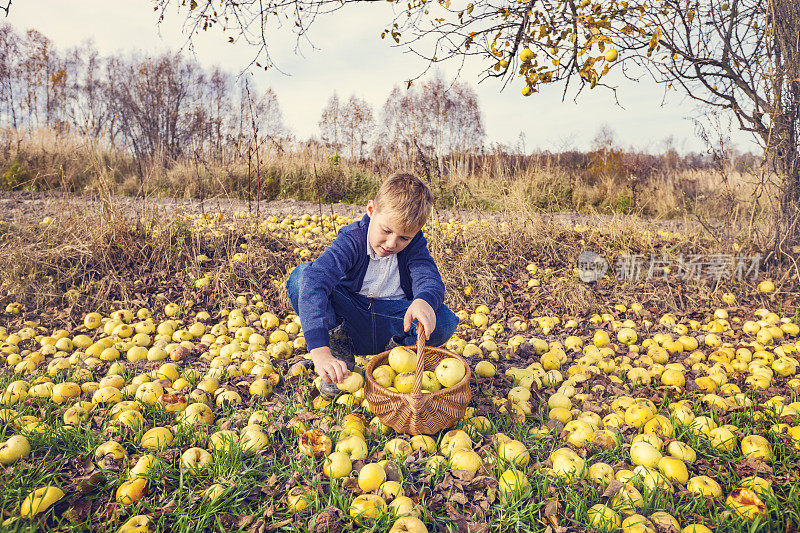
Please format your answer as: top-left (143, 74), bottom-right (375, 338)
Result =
top-left (1, 200), bottom-right (799, 532)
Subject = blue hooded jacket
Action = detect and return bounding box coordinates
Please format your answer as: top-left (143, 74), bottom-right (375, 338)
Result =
top-left (298, 213), bottom-right (445, 350)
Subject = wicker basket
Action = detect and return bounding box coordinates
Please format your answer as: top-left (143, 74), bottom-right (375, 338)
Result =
top-left (365, 326), bottom-right (471, 435)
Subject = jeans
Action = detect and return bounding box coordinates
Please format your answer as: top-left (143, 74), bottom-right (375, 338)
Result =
top-left (286, 262), bottom-right (459, 356)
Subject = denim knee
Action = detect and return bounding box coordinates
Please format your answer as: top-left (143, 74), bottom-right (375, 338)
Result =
top-left (286, 262), bottom-right (311, 314)
top-left (428, 305), bottom-right (459, 347)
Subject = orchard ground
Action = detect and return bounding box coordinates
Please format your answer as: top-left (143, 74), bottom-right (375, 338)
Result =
top-left (0, 192), bottom-right (799, 533)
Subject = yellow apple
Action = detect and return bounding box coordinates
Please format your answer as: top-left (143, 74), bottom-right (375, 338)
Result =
top-left (119, 515), bottom-right (153, 533)
top-left (337, 372), bottom-right (364, 393)
top-left (498, 439), bottom-right (530, 467)
top-left (349, 494), bottom-right (386, 524)
top-left (0, 435), bottom-right (30, 465)
top-left (449, 449), bottom-right (482, 472)
top-left (372, 365), bottom-right (397, 388)
top-left (612, 484), bottom-right (644, 515)
top-left (589, 462), bottom-right (615, 488)
top-left (129, 454), bottom-right (161, 479)
top-left (667, 440), bottom-right (696, 463)
top-left (20, 486), bottom-right (65, 517)
top-left (358, 463), bottom-right (387, 492)
top-left (286, 486), bottom-right (314, 513)
top-left (335, 435), bottom-right (368, 461)
top-left (385, 438), bottom-right (413, 460)
top-left (388, 347), bottom-right (416, 374)
top-left (379, 480), bottom-right (404, 502)
top-left (298, 429), bottom-right (332, 460)
top-left (617, 328), bottom-right (638, 345)
top-left (116, 477), bottom-right (147, 505)
top-left (563, 420), bottom-right (594, 447)
top-left (726, 487), bottom-right (766, 520)
top-left (389, 496), bottom-right (421, 518)
top-left (434, 358), bottom-right (466, 388)
top-left (389, 516), bottom-right (428, 533)
top-left (440, 430), bottom-right (472, 457)
top-left (140, 427), bottom-right (173, 451)
top-left (657, 456), bottom-right (689, 485)
top-left (550, 447), bottom-right (587, 481)
top-left (95, 440), bottom-right (127, 469)
top-left (682, 524), bottom-right (713, 533)
top-left (475, 361), bottom-right (496, 378)
top-left (203, 483), bottom-right (227, 502)
top-left (625, 403), bottom-right (654, 428)
top-left (394, 372), bottom-right (416, 393)
top-left (417, 370), bottom-right (440, 393)
top-left (323, 451), bottom-right (352, 479)
top-left (498, 469), bottom-right (530, 499)
top-left (588, 504), bottom-right (621, 531)
top-left (180, 447), bottom-right (212, 473)
top-left (687, 475), bottom-right (722, 498)
top-left (630, 442), bottom-right (662, 468)
top-left (741, 435), bottom-right (772, 461)
top-left (621, 514), bottom-right (655, 533)
top-left (410, 435), bottom-right (436, 454)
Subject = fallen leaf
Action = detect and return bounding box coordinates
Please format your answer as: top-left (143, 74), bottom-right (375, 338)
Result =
top-left (602, 480), bottom-right (624, 499)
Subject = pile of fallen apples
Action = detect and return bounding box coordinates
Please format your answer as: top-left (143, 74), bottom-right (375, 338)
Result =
top-left (0, 213), bottom-right (798, 531)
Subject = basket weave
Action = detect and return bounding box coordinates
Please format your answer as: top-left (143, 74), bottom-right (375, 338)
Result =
top-left (365, 326), bottom-right (471, 435)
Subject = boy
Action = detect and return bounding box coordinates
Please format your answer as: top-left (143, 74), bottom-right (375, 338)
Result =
top-left (286, 173), bottom-right (458, 397)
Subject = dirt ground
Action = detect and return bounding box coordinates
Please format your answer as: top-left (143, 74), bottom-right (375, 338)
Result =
top-left (0, 190), bottom-right (704, 232)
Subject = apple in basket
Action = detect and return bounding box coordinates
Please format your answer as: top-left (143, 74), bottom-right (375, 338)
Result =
top-left (388, 346), bottom-right (417, 374)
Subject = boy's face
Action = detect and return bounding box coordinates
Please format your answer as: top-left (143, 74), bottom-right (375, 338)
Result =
top-left (366, 200), bottom-right (418, 258)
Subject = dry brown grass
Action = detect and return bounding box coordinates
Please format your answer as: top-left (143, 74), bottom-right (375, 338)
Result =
top-left (1, 194), bottom-right (796, 329)
top-left (0, 198), bottom-right (296, 327)
top-left (2, 129), bottom-right (773, 228)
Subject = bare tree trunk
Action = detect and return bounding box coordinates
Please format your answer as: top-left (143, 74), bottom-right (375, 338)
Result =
top-left (769, 0), bottom-right (800, 253)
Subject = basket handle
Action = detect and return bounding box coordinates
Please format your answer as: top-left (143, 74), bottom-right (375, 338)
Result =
top-left (411, 323), bottom-right (427, 396)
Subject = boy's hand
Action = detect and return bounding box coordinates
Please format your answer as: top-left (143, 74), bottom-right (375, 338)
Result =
top-left (404, 299), bottom-right (436, 339)
top-left (310, 347), bottom-right (350, 384)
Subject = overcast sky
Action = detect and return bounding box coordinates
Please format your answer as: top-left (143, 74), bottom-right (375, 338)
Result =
top-left (6, 1), bottom-right (759, 154)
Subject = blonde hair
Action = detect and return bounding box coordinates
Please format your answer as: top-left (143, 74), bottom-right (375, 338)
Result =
top-left (373, 173), bottom-right (434, 231)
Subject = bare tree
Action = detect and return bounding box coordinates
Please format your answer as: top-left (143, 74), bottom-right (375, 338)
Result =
top-left (340, 95), bottom-right (374, 160)
top-left (155, 0), bottom-right (800, 253)
top-left (318, 93), bottom-right (342, 153)
top-left (0, 24), bottom-right (20, 131)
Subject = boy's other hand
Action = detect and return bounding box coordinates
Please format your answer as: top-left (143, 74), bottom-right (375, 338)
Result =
top-left (404, 299), bottom-right (436, 339)
top-left (310, 347), bottom-right (350, 384)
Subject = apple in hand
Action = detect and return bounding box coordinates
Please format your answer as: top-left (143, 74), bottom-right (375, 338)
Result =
top-left (338, 371), bottom-right (365, 393)
top-left (435, 358), bottom-right (466, 388)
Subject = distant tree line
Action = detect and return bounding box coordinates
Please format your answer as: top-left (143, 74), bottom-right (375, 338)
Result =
top-left (0, 25), bottom-right (284, 163)
top-left (0, 23), bottom-right (758, 178)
